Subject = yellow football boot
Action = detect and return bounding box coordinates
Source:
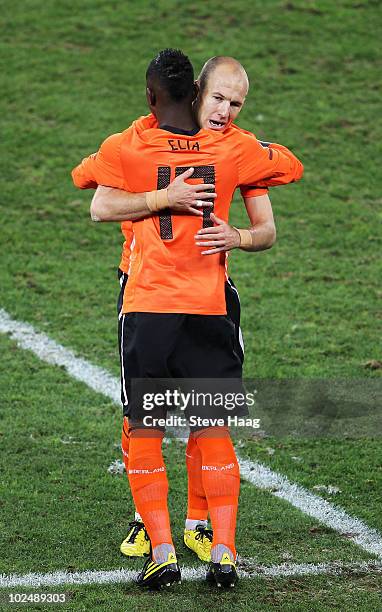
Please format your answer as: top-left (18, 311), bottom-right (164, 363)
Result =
top-left (183, 525), bottom-right (213, 562)
top-left (120, 520), bottom-right (150, 557)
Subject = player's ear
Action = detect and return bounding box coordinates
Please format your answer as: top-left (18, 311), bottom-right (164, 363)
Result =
top-left (146, 86), bottom-right (156, 108)
top-left (192, 80), bottom-right (200, 103)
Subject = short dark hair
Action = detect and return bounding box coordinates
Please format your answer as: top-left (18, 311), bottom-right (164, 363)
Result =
top-left (146, 49), bottom-right (194, 102)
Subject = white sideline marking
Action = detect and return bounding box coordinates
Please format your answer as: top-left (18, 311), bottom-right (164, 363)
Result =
top-left (1, 308), bottom-right (382, 561)
top-left (239, 459), bottom-right (382, 559)
top-left (1, 560), bottom-right (382, 588)
top-left (0, 309), bottom-right (120, 404)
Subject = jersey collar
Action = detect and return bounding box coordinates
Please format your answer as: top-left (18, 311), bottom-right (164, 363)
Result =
top-left (159, 124), bottom-right (200, 136)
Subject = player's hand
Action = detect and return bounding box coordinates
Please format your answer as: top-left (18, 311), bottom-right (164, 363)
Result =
top-left (167, 167), bottom-right (216, 216)
top-left (195, 213), bottom-right (241, 255)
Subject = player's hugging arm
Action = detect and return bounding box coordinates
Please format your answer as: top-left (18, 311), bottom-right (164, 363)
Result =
top-left (240, 193), bottom-right (276, 252)
top-left (194, 191), bottom-right (276, 256)
top-left (90, 186), bottom-right (150, 222)
top-left (194, 137), bottom-right (303, 256)
top-left (72, 135), bottom-right (216, 222)
top-left (235, 139), bottom-right (302, 250)
top-left (234, 186), bottom-right (276, 252)
top-left (89, 167), bottom-right (217, 222)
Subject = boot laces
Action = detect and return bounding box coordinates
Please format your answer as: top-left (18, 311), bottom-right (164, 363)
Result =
top-left (126, 520), bottom-right (148, 543)
top-left (195, 525), bottom-right (213, 543)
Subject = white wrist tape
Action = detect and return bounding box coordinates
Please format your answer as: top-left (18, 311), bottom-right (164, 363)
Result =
top-left (145, 189), bottom-right (169, 212)
top-left (236, 228), bottom-right (254, 248)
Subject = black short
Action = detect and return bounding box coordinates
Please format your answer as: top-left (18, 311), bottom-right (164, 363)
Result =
top-left (117, 269), bottom-right (244, 366)
top-left (117, 269), bottom-right (245, 421)
top-left (117, 270), bottom-right (129, 407)
top-left (225, 277), bottom-right (244, 364)
top-left (119, 311), bottom-right (247, 426)
top-left (117, 269), bottom-right (129, 316)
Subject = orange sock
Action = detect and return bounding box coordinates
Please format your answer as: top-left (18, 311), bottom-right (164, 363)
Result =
top-left (186, 432), bottom-right (208, 521)
top-left (122, 417), bottom-right (142, 521)
top-left (127, 429), bottom-right (173, 552)
top-left (194, 427), bottom-right (240, 559)
top-left (121, 416), bottom-right (130, 474)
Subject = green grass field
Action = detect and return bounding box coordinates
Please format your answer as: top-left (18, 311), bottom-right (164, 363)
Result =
top-left (1, 0), bottom-right (381, 609)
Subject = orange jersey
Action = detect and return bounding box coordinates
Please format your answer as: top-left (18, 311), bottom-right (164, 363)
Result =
top-left (73, 115), bottom-right (302, 275)
top-left (72, 116), bottom-right (303, 314)
top-left (116, 143), bottom-right (286, 274)
top-left (115, 122), bottom-right (301, 273)
top-left (119, 221), bottom-right (134, 273)
top-left (72, 118), bottom-right (268, 275)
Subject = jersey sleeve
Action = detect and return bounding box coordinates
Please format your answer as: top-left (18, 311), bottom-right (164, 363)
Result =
top-left (238, 136), bottom-right (304, 188)
top-left (240, 185), bottom-right (269, 198)
top-left (71, 133), bottom-right (126, 190)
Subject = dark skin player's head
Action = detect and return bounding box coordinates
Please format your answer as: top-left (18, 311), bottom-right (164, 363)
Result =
top-left (145, 49), bottom-right (198, 132)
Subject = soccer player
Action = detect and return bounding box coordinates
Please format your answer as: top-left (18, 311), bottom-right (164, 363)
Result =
top-left (89, 56), bottom-right (297, 564)
top-left (72, 49), bottom-right (303, 589)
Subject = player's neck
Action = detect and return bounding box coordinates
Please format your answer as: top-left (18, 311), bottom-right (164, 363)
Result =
top-left (156, 107), bottom-right (198, 132)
